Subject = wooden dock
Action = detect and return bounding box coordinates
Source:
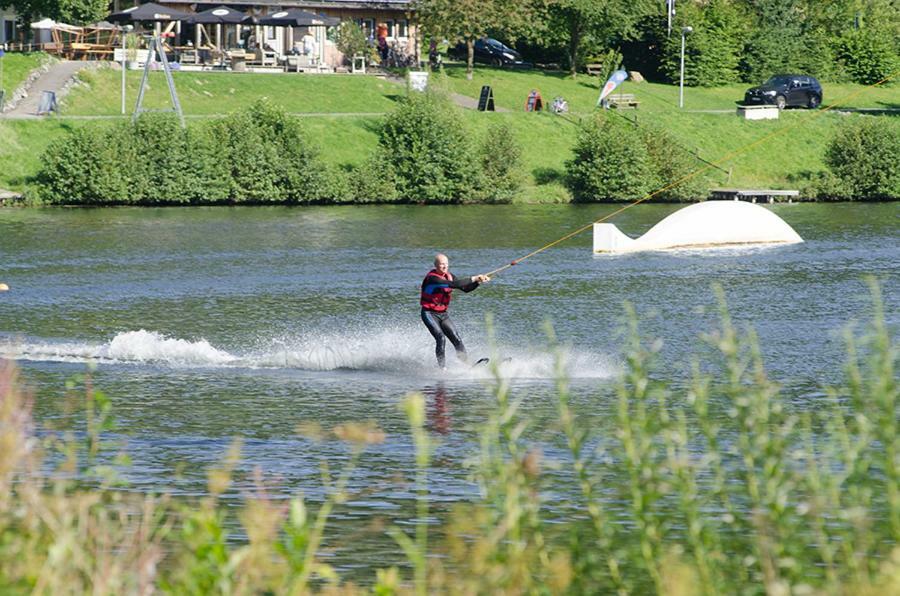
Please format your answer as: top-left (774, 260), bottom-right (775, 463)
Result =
top-left (709, 188), bottom-right (799, 203)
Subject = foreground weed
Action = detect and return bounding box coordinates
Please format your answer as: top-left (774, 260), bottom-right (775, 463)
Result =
top-left (0, 283), bottom-right (896, 594)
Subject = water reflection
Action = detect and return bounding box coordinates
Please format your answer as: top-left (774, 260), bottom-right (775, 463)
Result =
top-left (425, 383), bottom-right (451, 435)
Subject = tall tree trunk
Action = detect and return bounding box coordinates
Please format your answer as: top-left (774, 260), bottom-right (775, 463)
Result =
top-left (466, 38), bottom-right (474, 80)
top-left (568, 17), bottom-right (581, 79)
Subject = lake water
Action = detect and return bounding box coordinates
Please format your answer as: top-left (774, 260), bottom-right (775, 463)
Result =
top-left (1, 203), bottom-right (897, 572)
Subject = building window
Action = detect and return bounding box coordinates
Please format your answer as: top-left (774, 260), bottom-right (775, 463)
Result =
top-left (266, 26), bottom-right (276, 41)
top-left (385, 20), bottom-right (394, 39)
top-left (397, 19), bottom-right (408, 38)
top-left (360, 19), bottom-right (374, 39)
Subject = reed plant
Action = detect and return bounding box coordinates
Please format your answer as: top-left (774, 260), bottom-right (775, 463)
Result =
top-left (0, 283), bottom-right (896, 594)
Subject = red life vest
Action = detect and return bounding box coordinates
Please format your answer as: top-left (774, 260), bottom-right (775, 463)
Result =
top-left (420, 269), bottom-right (453, 312)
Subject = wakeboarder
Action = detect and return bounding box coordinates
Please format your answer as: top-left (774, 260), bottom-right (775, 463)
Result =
top-left (420, 253), bottom-right (490, 369)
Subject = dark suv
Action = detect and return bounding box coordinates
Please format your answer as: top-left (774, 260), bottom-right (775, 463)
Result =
top-left (743, 75), bottom-right (823, 109)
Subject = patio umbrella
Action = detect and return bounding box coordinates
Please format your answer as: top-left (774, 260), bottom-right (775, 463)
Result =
top-left (187, 6), bottom-right (252, 25)
top-left (108, 2), bottom-right (191, 23)
top-left (256, 9), bottom-right (338, 28)
top-left (86, 20), bottom-right (119, 29)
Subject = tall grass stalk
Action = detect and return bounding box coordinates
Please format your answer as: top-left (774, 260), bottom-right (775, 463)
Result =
top-left (546, 321), bottom-right (626, 594)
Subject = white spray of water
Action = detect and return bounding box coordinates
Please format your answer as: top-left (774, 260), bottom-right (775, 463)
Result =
top-left (1, 326), bottom-right (616, 380)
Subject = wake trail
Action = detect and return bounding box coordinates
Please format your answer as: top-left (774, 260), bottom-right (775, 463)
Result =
top-left (0, 326), bottom-right (617, 380)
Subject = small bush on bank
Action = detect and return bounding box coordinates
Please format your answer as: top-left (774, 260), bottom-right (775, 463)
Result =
top-left (639, 124), bottom-right (708, 201)
top-left (347, 158), bottom-right (400, 203)
top-left (477, 121), bottom-right (522, 203)
top-left (566, 115), bottom-right (653, 202)
top-left (36, 122), bottom-right (138, 204)
top-left (377, 91), bottom-right (480, 203)
top-left (823, 117), bottom-right (900, 200)
top-left (567, 115), bottom-right (711, 203)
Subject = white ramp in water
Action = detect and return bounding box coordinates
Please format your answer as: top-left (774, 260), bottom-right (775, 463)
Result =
top-left (593, 201), bottom-right (803, 253)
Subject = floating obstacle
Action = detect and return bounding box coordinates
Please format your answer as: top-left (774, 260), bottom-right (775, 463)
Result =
top-left (593, 201), bottom-right (803, 253)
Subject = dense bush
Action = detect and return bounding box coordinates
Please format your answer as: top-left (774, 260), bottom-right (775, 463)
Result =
top-left (833, 29), bottom-right (900, 85)
top-left (477, 121), bottom-right (522, 203)
top-left (211, 100), bottom-right (346, 203)
top-left (35, 101), bottom-right (344, 205)
top-left (566, 115), bottom-right (652, 202)
top-left (377, 91), bottom-right (480, 203)
top-left (639, 124), bottom-right (708, 201)
top-left (346, 158), bottom-right (400, 203)
top-left (822, 117), bottom-right (900, 200)
top-left (36, 122), bottom-right (138, 204)
top-left (566, 114), bottom-right (706, 202)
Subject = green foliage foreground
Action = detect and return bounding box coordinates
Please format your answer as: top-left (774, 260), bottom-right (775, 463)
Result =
top-left (0, 283), bottom-right (897, 594)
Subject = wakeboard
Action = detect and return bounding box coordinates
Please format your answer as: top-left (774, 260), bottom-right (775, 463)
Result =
top-left (472, 357), bottom-right (511, 368)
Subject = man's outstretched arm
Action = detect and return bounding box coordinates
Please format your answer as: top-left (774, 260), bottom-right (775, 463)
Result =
top-left (422, 274), bottom-right (489, 293)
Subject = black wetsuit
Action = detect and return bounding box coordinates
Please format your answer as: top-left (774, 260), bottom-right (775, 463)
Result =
top-left (420, 270), bottom-right (480, 368)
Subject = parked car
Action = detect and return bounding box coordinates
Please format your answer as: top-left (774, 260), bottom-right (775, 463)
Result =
top-left (452, 38), bottom-right (532, 68)
top-left (742, 75), bottom-right (823, 109)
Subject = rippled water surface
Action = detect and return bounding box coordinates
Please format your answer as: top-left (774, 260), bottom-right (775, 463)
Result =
top-left (1, 203), bottom-right (897, 571)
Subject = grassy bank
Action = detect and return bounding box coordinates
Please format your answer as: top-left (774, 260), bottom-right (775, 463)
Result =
top-left (3, 64), bottom-right (899, 200)
top-left (0, 52), bottom-right (49, 101)
top-left (1, 286), bottom-right (897, 593)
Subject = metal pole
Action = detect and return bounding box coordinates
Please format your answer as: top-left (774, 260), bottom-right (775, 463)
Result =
top-left (667, 0), bottom-right (672, 37)
top-left (679, 30), bottom-right (685, 108)
top-left (121, 30), bottom-right (126, 114)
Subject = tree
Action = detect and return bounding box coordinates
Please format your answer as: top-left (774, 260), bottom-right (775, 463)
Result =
top-left (414, 0), bottom-right (539, 79)
top-left (0, 0), bottom-right (107, 28)
top-left (534, 0), bottom-right (654, 78)
top-left (739, 0), bottom-right (808, 81)
top-left (660, 0), bottom-right (748, 86)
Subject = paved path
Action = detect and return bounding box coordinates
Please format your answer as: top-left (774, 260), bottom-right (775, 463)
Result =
top-left (5, 61), bottom-right (89, 118)
top-left (0, 111), bottom-right (388, 120)
top-left (384, 73), bottom-right (510, 112)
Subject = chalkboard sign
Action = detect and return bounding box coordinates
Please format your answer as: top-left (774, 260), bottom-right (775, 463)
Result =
top-left (525, 89), bottom-right (543, 112)
top-left (478, 85), bottom-right (495, 111)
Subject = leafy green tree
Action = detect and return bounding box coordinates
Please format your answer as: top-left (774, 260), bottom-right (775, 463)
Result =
top-left (56, 0), bottom-right (108, 25)
top-left (660, 0), bottom-right (748, 86)
top-left (833, 28), bottom-right (900, 84)
top-left (414, 0), bottom-right (539, 79)
top-left (334, 21), bottom-right (370, 66)
top-left (537, 0), bottom-right (654, 78)
top-left (739, 0), bottom-right (808, 81)
top-left (0, 0), bottom-right (107, 27)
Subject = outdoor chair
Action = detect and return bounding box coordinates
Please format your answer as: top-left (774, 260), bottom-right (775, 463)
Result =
top-left (254, 46), bottom-right (278, 67)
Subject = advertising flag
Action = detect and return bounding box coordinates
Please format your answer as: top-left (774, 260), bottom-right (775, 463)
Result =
top-left (597, 70), bottom-right (628, 107)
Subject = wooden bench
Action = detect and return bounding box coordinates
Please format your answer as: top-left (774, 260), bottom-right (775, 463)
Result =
top-left (585, 63), bottom-right (603, 76)
top-left (608, 93), bottom-right (640, 109)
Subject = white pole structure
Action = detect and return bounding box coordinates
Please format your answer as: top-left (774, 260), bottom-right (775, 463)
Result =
top-left (667, 0), bottom-right (673, 37)
top-left (679, 25), bottom-right (692, 109)
top-left (120, 24), bottom-right (133, 115)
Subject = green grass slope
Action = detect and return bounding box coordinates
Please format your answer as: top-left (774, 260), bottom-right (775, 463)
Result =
top-left (3, 64), bottom-right (898, 200)
top-left (0, 52), bottom-right (51, 102)
top-left (63, 69), bottom-right (402, 115)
